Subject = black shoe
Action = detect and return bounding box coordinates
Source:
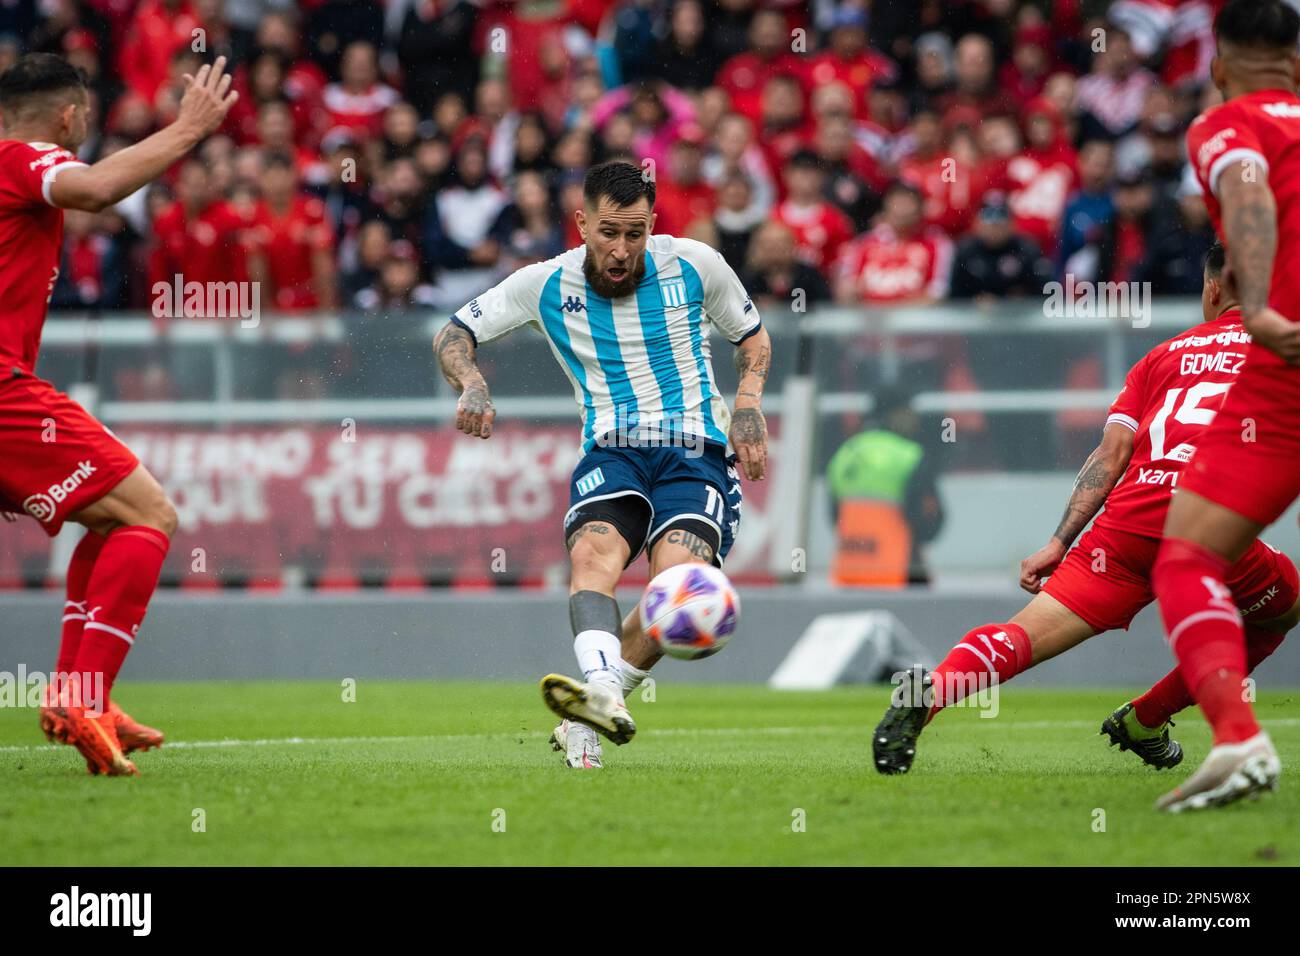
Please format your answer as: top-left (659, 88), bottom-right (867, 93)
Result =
top-left (1100, 702), bottom-right (1183, 770)
top-left (873, 668), bottom-right (932, 775)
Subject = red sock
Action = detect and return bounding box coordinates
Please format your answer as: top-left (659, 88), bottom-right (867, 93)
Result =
top-left (72, 526), bottom-right (170, 704)
top-left (928, 622), bottom-right (1031, 717)
top-left (1152, 538), bottom-right (1257, 744)
top-left (54, 531), bottom-right (107, 677)
top-left (1133, 623), bottom-right (1287, 728)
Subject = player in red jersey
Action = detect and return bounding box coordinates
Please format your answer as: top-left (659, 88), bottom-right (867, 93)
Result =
top-left (1145, 0), bottom-right (1300, 811)
top-left (0, 53), bottom-right (235, 775)
top-left (872, 244), bottom-right (1300, 790)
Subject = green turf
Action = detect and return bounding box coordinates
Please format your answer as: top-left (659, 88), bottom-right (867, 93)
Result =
top-left (2, 682), bottom-right (1297, 866)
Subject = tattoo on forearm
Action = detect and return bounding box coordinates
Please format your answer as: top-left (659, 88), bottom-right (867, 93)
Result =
top-left (665, 529), bottom-right (715, 563)
top-left (734, 343), bottom-right (771, 384)
top-left (729, 406), bottom-right (765, 445)
top-left (1223, 176), bottom-right (1277, 316)
top-left (1052, 450), bottom-right (1124, 545)
top-left (434, 323), bottom-right (485, 392)
top-left (566, 522), bottom-right (612, 551)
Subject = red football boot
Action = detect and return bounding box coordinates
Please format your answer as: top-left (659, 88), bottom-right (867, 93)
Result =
top-left (108, 701), bottom-right (165, 754)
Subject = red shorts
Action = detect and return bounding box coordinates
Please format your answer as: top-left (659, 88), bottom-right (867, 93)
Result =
top-left (1180, 343), bottom-right (1300, 526)
top-left (0, 373), bottom-right (139, 537)
top-left (1043, 523), bottom-right (1298, 633)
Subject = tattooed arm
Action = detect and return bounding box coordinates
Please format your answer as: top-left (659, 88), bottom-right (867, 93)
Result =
top-left (1219, 165), bottom-right (1300, 363)
top-left (729, 327), bottom-right (771, 480)
top-left (434, 321), bottom-right (496, 439)
top-left (1018, 423), bottom-right (1135, 594)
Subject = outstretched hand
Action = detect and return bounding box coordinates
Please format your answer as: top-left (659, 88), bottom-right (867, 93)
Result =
top-left (178, 55), bottom-right (239, 141)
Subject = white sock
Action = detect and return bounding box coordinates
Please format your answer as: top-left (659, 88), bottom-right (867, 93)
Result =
top-left (574, 630), bottom-right (624, 692)
top-left (618, 662), bottom-right (651, 698)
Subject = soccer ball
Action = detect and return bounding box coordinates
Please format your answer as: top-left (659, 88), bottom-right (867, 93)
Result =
top-left (640, 563), bottom-right (740, 660)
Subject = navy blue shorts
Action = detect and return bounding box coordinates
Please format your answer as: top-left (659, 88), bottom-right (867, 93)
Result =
top-left (564, 440), bottom-right (742, 567)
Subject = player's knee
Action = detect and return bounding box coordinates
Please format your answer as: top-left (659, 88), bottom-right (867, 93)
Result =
top-left (567, 521), bottom-right (627, 576)
top-left (142, 494), bottom-right (178, 538)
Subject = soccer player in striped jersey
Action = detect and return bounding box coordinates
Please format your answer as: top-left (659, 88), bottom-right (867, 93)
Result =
top-left (434, 161), bottom-right (771, 768)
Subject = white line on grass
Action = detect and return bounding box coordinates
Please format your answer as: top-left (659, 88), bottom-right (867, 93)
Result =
top-left (2, 718), bottom-right (1298, 754)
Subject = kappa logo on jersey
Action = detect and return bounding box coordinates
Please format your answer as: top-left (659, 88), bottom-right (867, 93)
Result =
top-left (563, 296), bottom-right (585, 313)
top-left (22, 460), bottom-right (97, 522)
top-left (1262, 102), bottom-right (1300, 118)
top-left (575, 467), bottom-right (605, 496)
top-left (659, 277), bottom-right (688, 308)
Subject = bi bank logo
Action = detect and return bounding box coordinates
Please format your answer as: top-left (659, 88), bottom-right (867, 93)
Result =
top-left (23, 460), bottom-right (97, 523)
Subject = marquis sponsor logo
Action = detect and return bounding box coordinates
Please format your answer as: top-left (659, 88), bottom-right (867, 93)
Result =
top-left (22, 460), bottom-right (97, 522)
top-left (152, 273), bottom-right (261, 327)
top-left (49, 886), bottom-right (151, 937)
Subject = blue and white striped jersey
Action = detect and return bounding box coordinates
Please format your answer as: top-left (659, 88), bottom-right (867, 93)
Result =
top-left (452, 234), bottom-right (762, 451)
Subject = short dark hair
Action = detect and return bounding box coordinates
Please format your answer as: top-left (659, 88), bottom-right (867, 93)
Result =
top-left (786, 149), bottom-right (825, 172)
top-left (0, 53), bottom-right (87, 114)
top-left (1216, 0), bottom-right (1300, 51)
top-left (1204, 241), bottom-right (1226, 277)
top-left (583, 160), bottom-right (655, 210)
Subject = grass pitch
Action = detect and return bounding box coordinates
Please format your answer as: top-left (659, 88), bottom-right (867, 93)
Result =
top-left (2, 682), bottom-right (1296, 866)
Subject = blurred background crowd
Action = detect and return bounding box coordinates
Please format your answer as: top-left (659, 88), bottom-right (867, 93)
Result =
top-left (0, 0), bottom-right (1230, 321)
top-left (0, 0), bottom-right (1261, 585)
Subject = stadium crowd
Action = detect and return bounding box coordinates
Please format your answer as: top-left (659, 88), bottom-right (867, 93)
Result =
top-left (0, 0), bottom-right (1223, 321)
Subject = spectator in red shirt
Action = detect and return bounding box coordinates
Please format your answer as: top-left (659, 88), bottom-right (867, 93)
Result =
top-left (654, 126), bottom-right (717, 238)
top-left (934, 34), bottom-right (1023, 125)
top-left (899, 110), bottom-right (985, 237)
top-left (247, 154), bottom-right (338, 312)
top-left (758, 73), bottom-right (812, 179)
top-left (1005, 97), bottom-right (1079, 257)
top-left (804, 6), bottom-right (897, 121)
top-left (256, 101), bottom-right (330, 188)
top-left (774, 150), bottom-right (854, 274)
top-left (716, 8), bottom-right (804, 127)
top-left (998, 19), bottom-right (1056, 110)
top-left (118, 0), bottom-right (199, 103)
top-left (834, 181), bottom-right (954, 306)
top-left (322, 41), bottom-right (399, 142)
top-left (149, 160), bottom-right (254, 317)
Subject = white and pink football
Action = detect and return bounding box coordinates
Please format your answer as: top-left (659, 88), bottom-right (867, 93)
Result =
top-left (640, 563), bottom-right (740, 660)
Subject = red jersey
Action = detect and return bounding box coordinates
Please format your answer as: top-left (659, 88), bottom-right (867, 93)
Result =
top-left (716, 52), bottom-right (805, 125)
top-left (835, 224), bottom-right (954, 303)
top-left (1186, 88), bottom-right (1300, 322)
top-left (773, 199), bottom-right (854, 271)
top-left (247, 195), bottom-right (335, 311)
top-left (148, 200), bottom-right (253, 306)
top-left (898, 153), bottom-right (985, 236)
top-left (0, 141), bottom-right (87, 374)
top-left (1096, 308), bottom-right (1251, 538)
